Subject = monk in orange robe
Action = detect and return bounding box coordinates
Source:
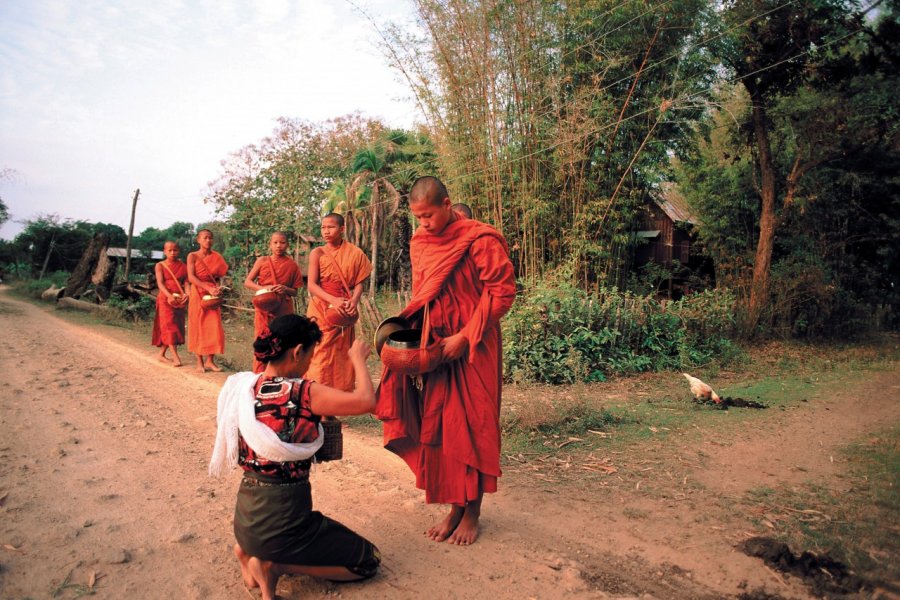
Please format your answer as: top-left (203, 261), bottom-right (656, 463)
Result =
top-left (187, 228), bottom-right (229, 373)
top-left (151, 241), bottom-right (187, 367)
top-left (244, 231), bottom-right (305, 373)
top-left (375, 176), bottom-right (516, 546)
top-left (306, 213), bottom-right (372, 392)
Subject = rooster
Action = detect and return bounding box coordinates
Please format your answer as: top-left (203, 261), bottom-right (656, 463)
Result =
top-left (683, 373), bottom-right (722, 404)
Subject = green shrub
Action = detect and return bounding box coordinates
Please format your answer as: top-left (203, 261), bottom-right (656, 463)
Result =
top-left (503, 278), bottom-right (741, 383)
top-left (106, 293), bottom-right (156, 322)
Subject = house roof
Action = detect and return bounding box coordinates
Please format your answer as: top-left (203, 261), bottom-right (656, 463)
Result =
top-left (655, 184), bottom-right (698, 225)
top-left (106, 248), bottom-right (164, 260)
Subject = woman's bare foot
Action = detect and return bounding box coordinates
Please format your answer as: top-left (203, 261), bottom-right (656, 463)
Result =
top-left (447, 503), bottom-right (481, 545)
top-left (233, 544), bottom-right (258, 589)
top-left (247, 557), bottom-right (280, 600)
top-left (426, 505), bottom-right (464, 542)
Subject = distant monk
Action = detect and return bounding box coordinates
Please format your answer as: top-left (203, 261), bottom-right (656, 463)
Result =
top-left (451, 203), bottom-right (473, 219)
top-left (151, 241), bottom-right (187, 367)
top-left (376, 176), bottom-right (516, 545)
top-left (305, 213), bottom-right (372, 392)
top-left (244, 231), bottom-right (304, 373)
top-left (187, 228), bottom-right (229, 373)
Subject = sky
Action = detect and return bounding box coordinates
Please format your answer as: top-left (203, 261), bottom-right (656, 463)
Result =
top-left (0, 0), bottom-right (419, 241)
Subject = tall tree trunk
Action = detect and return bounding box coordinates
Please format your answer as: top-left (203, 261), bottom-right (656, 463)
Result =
top-left (369, 183), bottom-right (380, 299)
top-left (748, 91), bottom-right (778, 329)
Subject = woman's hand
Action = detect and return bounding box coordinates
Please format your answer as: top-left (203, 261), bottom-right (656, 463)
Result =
top-left (348, 339), bottom-right (371, 364)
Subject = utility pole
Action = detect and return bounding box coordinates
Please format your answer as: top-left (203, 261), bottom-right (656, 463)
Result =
top-left (124, 188), bottom-right (140, 281)
top-left (39, 236), bottom-right (56, 280)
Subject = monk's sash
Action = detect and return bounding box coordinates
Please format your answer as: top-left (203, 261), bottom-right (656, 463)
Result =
top-left (400, 219), bottom-right (509, 363)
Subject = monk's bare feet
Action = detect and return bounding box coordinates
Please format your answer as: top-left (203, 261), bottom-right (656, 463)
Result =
top-left (204, 360), bottom-right (223, 372)
top-left (196, 358), bottom-right (207, 373)
top-left (172, 358), bottom-right (183, 368)
top-left (233, 544), bottom-right (258, 589)
top-left (447, 503), bottom-right (480, 545)
top-left (247, 557), bottom-right (280, 600)
top-left (426, 505), bottom-right (464, 542)
top-left (157, 354), bottom-right (172, 363)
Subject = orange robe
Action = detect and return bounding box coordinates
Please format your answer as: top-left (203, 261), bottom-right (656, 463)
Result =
top-left (375, 218), bottom-right (516, 505)
top-left (151, 259), bottom-right (187, 347)
top-left (252, 255), bottom-right (304, 373)
top-left (305, 241), bottom-right (372, 392)
top-left (187, 250), bottom-right (228, 355)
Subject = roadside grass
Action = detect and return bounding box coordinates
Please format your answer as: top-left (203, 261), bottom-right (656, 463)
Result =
top-left (500, 338), bottom-right (899, 463)
top-left (739, 425), bottom-right (900, 585)
top-left (8, 281), bottom-right (897, 458)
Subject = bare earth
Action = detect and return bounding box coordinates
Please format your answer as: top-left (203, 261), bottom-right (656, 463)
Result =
top-left (1, 289), bottom-right (897, 599)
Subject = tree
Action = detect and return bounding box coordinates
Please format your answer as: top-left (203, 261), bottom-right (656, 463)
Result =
top-left (206, 115), bottom-right (386, 263)
top-left (708, 0), bottom-right (861, 328)
top-left (678, 0), bottom-right (900, 335)
top-left (383, 0), bottom-right (714, 285)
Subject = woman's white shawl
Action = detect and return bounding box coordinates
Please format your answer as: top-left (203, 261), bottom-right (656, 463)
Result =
top-left (208, 371), bottom-right (324, 477)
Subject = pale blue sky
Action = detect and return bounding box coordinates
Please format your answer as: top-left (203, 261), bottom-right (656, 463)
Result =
top-left (0, 0), bottom-right (419, 240)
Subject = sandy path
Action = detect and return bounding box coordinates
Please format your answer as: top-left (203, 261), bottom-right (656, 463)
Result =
top-left (0, 289), bottom-right (896, 599)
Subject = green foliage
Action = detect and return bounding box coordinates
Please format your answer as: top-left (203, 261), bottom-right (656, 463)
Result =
top-left (19, 272), bottom-right (69, 298)
top-left (503, 276), bottom-right (739, 383)
top-left (677, 2), bottom-right (900, 337)
top-left (106, 293), bottom-right (156, 322)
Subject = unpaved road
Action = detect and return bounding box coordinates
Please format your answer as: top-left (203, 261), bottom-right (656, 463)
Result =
top-left (0, 289), bottom-right (897, 599)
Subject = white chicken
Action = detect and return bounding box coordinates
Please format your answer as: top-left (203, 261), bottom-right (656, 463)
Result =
top-left (683, 373), bottom-right (722, 404)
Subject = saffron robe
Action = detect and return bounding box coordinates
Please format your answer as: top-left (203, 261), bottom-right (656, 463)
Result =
top-left (151, 259), bottom-right (187, 347)
top-left (375, 218), bottom-right (516, 505)
top-left (187, 250), bottom-right (228, 355)
top-left (305, 241), bottom-right (372, 392)
top-left (252, 256), bottom-right (305, 373)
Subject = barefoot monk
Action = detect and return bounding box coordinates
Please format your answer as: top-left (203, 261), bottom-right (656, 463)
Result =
top-left (376, 176), bottom-right (516, 545)
top-left (305, 213), bottom-right (372, 392)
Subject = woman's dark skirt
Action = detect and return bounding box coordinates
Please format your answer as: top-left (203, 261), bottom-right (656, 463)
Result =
top-left (234, 475), bottom-right (380, 578)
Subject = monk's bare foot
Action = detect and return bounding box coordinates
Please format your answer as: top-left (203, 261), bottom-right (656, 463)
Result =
top-left (172, 359), bottom-right (183, 368)
top-left (247, 557), bottom-right (280, 600)
top-left (204, 361), bottom-right (223, 372)
top-left (447, 504), bottom-right (480, 545)
top-left (196, 360), bottom-right (207, 373)
top-left (426, 505), bottom-right (464, 542)
top-left (233, 544), bottom-right (258, 589)
top-left (157, 355), bottom-right (172, 363)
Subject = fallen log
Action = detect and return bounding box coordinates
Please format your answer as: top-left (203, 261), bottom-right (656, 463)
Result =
top-left (41, 286), bottom-right (65, 301)
top-left (58, 297), bottom-right (114, 317)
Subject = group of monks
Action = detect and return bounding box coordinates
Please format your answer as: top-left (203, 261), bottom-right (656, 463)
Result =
top-left (153, 175), bottom-right (517, 545)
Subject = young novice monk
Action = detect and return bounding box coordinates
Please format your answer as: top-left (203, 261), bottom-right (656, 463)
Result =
top-left (151, 241), bottom-right (187, 366)
top-left (209, 315), bottom-right (380, 600)
top-left (305, 213), bottom-right (372, 391)
top-left (187, 228), bottom-right (229, 373)
top-left (376, 176), bottom-right (516, 546)
top-left (244, 231), bottom-right (304, 373)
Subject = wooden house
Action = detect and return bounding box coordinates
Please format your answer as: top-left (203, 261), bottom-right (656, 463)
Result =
top-left (634, 185), bottom-right (707, 297)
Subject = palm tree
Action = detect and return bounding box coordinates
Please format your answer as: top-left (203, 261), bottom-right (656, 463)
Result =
top-left (351, 146), bottom-right (401, 298)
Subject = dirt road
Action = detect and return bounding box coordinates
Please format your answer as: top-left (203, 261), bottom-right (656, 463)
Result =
top-left (1, 289), bottom-right (897, 599)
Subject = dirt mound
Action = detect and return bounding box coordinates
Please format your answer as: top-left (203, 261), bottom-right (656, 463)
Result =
top-left (718, 396), bottom-right (767, 409)
top-left (739, 537), bottom-right (866, 598)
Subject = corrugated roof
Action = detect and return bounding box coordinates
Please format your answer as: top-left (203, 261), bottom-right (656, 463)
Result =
top-left (655, 184), bottom-right (697, 225)
top-left (106, 248), bottom-right (164, 260)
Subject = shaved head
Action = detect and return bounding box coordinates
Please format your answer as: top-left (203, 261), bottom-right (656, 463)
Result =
top-left (323, 212), bottom-right (345, 227)
top-left (409, 176), bottom-right (449, 207)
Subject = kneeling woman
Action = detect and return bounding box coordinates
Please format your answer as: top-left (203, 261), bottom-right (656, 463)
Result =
top-left (209, 314), bottom-right (380, 599)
